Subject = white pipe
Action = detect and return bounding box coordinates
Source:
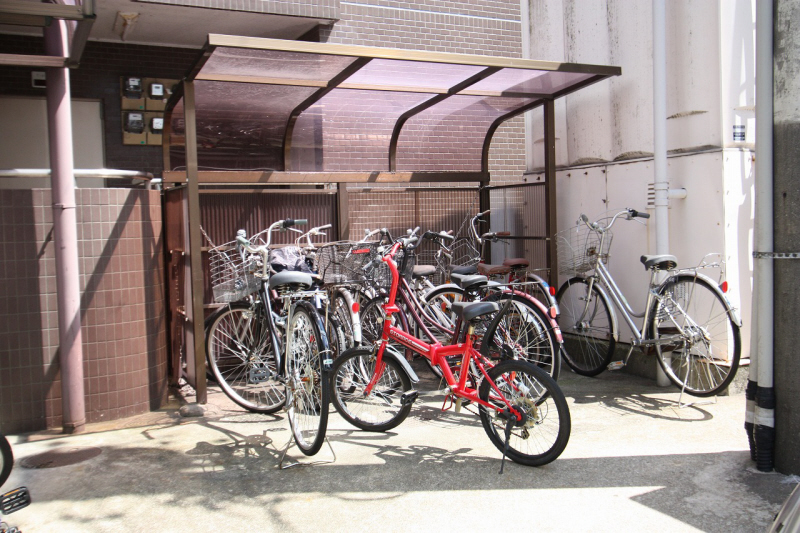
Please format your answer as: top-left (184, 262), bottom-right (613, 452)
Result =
top-left (653, 0), bottom-right (670, 387)
top-left (0, 168), bottom-right (154, 181)
top-left (751, 0), bottom-right (774, 471)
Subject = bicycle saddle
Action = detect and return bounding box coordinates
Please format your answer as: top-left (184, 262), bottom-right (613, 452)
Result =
top-left (451, 301), bottom-right (499, 322)
top-left (412, 264), bottom-right (437, 278)
top-left (449, 264), bottom-right (478, 276)
top-left (477, 263), bottom-right (512, 276)
top-left (502, 257), bottom-right (529, 269)
top-left (268, 270), bottom-right (313, 291)
top-left (640, 254), bottom-right (678, 271)
top-left (451, 273), bottom-right (488, 290)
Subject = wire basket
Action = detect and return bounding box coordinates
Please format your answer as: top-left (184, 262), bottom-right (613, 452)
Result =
top-left (373, 248), bottom-right (413, 288)
top-left (556, 225), bottom-right (612, 276)
top-left (449, 238), bottom-right (480, 268)
top-left (416, 249), bottom-right (446, 286)
top-left (316, 241), bottom-right (379, 285)
top-left (209, 242), bottom-right (262, 303)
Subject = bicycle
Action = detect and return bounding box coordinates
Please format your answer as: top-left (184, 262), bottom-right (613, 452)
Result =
top-left (330, 231), bottom-right (571, 470)
top-left (555, 208), bottom-right (742, 397)
top-left (1, 434), bottom-right (31, 533)
top-left (204, 218), bottom-right (332, 456)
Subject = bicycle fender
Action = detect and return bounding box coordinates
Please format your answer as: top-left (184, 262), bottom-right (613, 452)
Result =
top-left (292, 299), bottom-right (334, 370)
top-left (421, 283), bottom-right (461, 303)
top-left (664, 272), bottom-right (742, 327)
top-left (383, 345), bottom-right (420, 384)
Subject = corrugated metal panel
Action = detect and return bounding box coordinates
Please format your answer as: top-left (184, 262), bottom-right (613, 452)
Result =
top-left (200, 192), bottom-right (338, 247)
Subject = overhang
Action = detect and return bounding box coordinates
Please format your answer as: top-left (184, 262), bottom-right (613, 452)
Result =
top-left (163, 34), bottom-right (621, 182)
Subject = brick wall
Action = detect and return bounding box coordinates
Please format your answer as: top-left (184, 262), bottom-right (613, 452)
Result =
top-left (322, 0), bottom-right (526, 184)
top-left (0, 189), bottom-right (168, 434)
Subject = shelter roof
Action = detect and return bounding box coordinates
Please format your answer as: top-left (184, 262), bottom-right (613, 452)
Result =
top-left (166, 34), bottom-right (620, 178)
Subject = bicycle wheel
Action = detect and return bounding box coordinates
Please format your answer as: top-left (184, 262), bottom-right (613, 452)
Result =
top-left (330, 347), bottom-right (412, 432)
top-left (205, 303), bottom-right (285, 414)
top-left (0, 433), bottom-right (13, 488)
top-left (481, 293), bottom-right (561, 380)
top-left (652, 275), bottom-right (741, 397)
top-left (556, 277), bottom-right (615, 376)
top-left (419, 286), bottom-right (466, 378)
top-left (285, 301), bottom-right (330, 455)
top-left (332, 290), bottom-right (356, 350)
top-left (478, 359), bottom-right (571, 466)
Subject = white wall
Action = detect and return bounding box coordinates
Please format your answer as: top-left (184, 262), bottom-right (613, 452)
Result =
top-left (0, 96), bottom-right (104, 188)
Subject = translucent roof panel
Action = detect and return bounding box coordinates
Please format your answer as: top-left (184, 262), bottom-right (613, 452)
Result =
top-left (462, 68), bottom-right (595, 95)
top-left (168, 81), bottom-right (317, 171)
top-left (290, 89), bottom-right (435, 172)
top-left (396, 95), bottom-right (535, 172)
top-left (200, 46), bottom-right (361, 84)
top-left (340, 59), bottom-right (487, 93)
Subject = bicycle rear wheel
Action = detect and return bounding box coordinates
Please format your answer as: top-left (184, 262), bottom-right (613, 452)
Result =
top-left (481, 293), bottom-right (560, 380)
top-left (285, 301), bottom-right (331, 455)
top-left (556, 277), bottom-right (615, 376)
top-left (478, 360), bottom-right (571, 466)
top-left (330, 347), bottom-right (412, 432)
top-left (652, 275), bottom-right (741, 397)
top-left (205, 303), bottom-right (285, 414)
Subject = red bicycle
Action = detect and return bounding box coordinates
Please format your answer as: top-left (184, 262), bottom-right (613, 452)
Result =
top-left (330, 232), bottom-right (571, 469)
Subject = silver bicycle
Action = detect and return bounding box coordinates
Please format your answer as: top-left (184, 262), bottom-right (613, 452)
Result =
top-left (555, 208), bottom-right (742, 397)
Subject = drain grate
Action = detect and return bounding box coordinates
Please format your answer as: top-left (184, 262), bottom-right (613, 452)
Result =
top-left (20, 446), bottom-right (102, 469)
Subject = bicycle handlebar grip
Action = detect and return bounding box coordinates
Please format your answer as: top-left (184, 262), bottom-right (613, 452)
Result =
top-left (479, 209), bottom-right (491, 216)
top-left (630, 209), bottom-right (650, 219)
top-left (295, 219), bottom-right (308, 226)
top-left (362, 256), bottom-right (382, 272)
top-left (496, 231), bottom-right (511, 237)
top-left (318, 223), bottom-right (333, 230)
top-left (439, 231), bottom-right (455, 242)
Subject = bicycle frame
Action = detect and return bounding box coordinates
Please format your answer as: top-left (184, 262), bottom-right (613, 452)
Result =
top-left (369, 241), bottom-right (519, 414)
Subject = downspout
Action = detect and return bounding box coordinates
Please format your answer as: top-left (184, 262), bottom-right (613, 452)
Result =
top-left (44, 19), bottom-right (85, 434)
top-left (652, 0), bottom-right (671, 387)
top-left (748, 0), bottom-right (774, 472)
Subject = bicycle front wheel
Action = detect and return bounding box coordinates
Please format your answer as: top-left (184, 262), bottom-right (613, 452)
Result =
top-left (330, 347), bottom-right (412, 432)
top-left (286, 301), bottom-right (331, 455)
top-left (205, 303), bottom-right (285, 414)
top-left (652, 275), bottom-right (741, 397)
top-left (478, 360), bottom-right (571, 466)
top-left (556, 277), bottom-right (615, 376)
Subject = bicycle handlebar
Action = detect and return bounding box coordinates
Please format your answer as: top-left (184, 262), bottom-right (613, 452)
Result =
top-left (579, 208), bottom-right (650, 232)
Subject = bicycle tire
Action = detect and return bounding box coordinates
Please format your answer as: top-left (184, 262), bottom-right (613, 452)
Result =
top-left (330, 347), bottom-right (413, 432)
top-left (556, 277), bottom-right (616, 376)
top-left (418, 286), bottom-right (466, 378)
top-left (0, 433), bottom-right (13, 489)
top-left (480, 293), bottom-right (561, 380)
top-left (652, 275), bottom-right (741, 397)
top-left (205, 302), bottom-right (285, 414)
top-left (332, 290), bottom-right (357, 350)
top-left (478, 359), bottom-right (571, 466)
top-left (285, 300), bottom-right (331, 455)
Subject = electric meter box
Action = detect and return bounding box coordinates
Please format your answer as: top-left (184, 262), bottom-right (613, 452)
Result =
top-left (122, 111), bottom-right (147, 145)
top-left (121, 76), bottom-right (145, 110)
top-left (145, 78), bottom-right (176, 111)
top-left (145, 112), bottom-right (164, 145)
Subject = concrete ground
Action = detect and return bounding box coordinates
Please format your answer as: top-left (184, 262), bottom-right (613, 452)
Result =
top-left (2, 362), bottom-right (797, 533)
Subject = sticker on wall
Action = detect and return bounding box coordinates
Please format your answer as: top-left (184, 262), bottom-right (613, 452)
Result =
top-left (733, 124), bottom-right (746, 142)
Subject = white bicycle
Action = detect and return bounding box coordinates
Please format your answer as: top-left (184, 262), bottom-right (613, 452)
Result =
top-left (555, 208), bottom-right (742, 397)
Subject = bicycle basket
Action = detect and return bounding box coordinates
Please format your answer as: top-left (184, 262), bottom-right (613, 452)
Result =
top-left (209, 242), bottom-right (261, 303)
top-left (316, 241), bottom-right (377, 285)
top-left (556, 225), bottom-right (612, 276)
top-left (415, 249), bottom-right (446, 286)
top-left (449, 238), bottom-right (480, 269)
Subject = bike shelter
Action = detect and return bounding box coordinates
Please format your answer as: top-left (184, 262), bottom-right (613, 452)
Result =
top-left (161, 34), bottom-right (620, 401)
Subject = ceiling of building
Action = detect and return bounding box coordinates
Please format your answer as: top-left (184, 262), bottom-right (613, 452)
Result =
top-left (0, 0), bottom-right (328, 49)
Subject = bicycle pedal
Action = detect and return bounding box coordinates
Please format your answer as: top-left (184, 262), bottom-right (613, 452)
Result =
top-left (400, 390), bottom-right (419, 406)
top-left (607, 361), bottom-right (625, 371)
top-left (1, 487), bottom-right (31, 515)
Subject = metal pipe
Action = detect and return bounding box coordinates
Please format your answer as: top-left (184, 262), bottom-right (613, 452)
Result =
top-left (652, 0), bottom-right (670, 387)
top-left (750, 0), bottom-right (774, 472)
top-left (44, 19), bottom-right (85, 434)
top-left (0, 168), bottom-right (153, 181)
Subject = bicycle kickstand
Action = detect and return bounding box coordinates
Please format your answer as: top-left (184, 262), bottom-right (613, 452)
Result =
top-left (499, 417), bottom-right (515, 475)
top-left (278, 436), bottom-right (337, 469)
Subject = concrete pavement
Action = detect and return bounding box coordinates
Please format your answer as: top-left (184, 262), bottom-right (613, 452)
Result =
top-left (2, 362), bottom-right (797, 532)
